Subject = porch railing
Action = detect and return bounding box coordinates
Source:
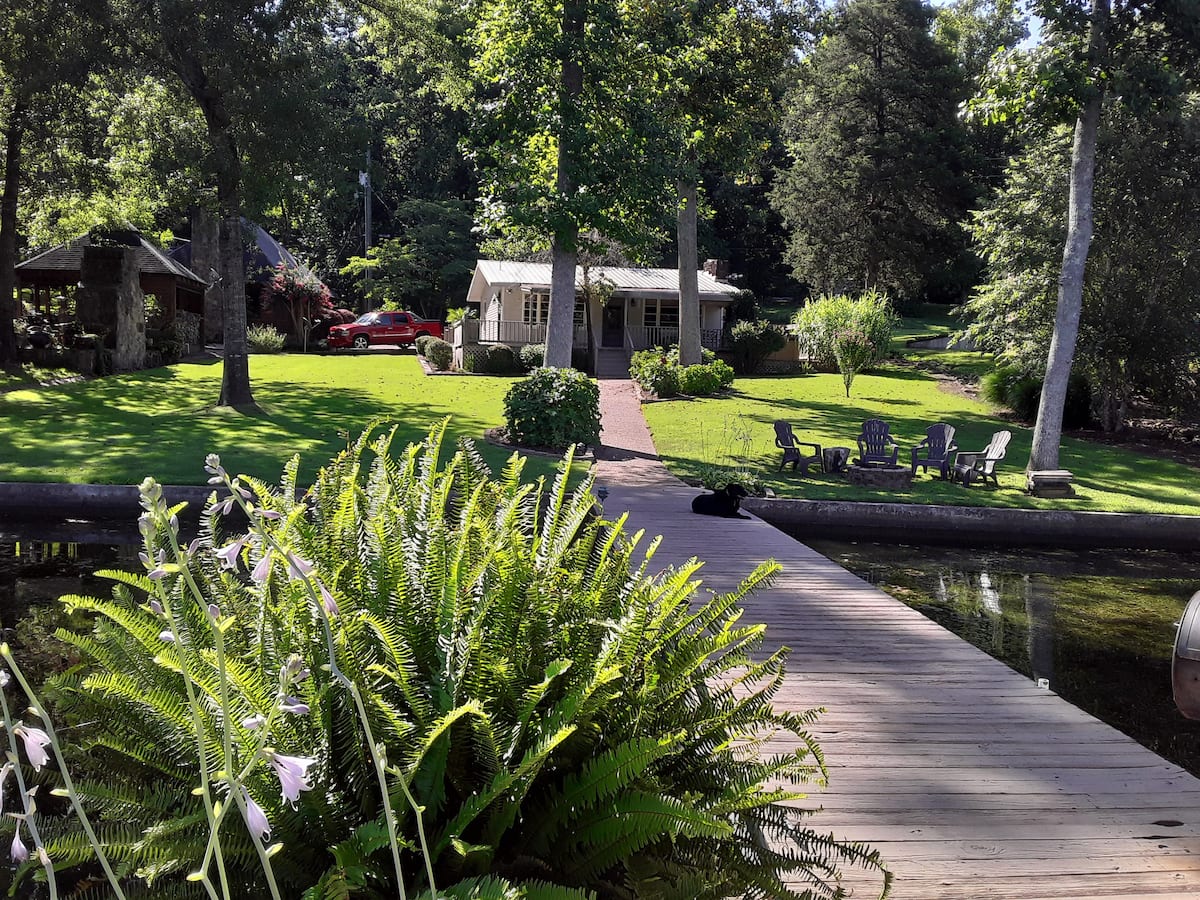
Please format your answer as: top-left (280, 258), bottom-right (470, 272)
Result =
top-left (624, 326), bottom-right (724, 351)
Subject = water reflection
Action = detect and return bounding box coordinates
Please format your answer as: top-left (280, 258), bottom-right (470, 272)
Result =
top-left (808, 540), bottom-right (1200, 778)
top-left (0, 540), bottom-right (138, 625)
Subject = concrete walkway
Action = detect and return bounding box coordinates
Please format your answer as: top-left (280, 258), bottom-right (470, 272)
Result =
top-left (594, 367), bottom-right (1200, 899)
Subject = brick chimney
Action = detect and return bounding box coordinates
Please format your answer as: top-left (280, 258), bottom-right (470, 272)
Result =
top-left (703, 259), bottom-right (731, 280)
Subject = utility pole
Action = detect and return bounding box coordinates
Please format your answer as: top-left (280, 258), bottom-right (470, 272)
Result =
top-left (360, 147), bottom-right (372, 312)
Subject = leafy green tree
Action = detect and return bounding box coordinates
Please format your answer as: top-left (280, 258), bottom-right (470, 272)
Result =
top-left (341, 199), bottom-right (476, 319)
top-left (634, 1), bottom-right (803, 365)
top-left (109, 0), bottom-right (346, 407)
top-left (933, 0), bottom-right (1029, 83)
top-left (771, 0), bottom-right (974, 306)
top-left (469, 0), bottom-right (667, 368)
top-left (0, 0), bottom-right (106, 365)
top-left (971, 0), bottom-right (1200, 469)
top-left (967, 100), bottom-right (1200, 431)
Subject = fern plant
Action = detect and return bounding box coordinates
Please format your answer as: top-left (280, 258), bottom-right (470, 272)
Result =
top-left (24, 422), bottom-right (889, 899)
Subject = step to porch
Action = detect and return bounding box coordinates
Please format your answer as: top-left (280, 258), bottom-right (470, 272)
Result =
top-left (595, 348), bottom-right (631, 380)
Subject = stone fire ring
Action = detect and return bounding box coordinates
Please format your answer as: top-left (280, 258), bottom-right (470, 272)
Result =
top-left (846, 464), bottom-right (913, 490)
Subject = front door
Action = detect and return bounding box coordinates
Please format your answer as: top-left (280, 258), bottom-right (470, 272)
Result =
top-left (602, 300), bottom-right (624, 347)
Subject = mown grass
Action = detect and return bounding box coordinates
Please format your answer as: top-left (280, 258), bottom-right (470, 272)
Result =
top-left (0, 354), bottom-right (561, 486)
top-left (642, 364), bottom-right (1200, 515)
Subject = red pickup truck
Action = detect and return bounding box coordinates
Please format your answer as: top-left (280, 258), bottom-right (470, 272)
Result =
top-left (327, 311), bottom-right (444, 350)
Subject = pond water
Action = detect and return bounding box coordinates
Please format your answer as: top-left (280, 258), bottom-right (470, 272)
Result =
top-left (807, 539), bottom-right (1200, 778)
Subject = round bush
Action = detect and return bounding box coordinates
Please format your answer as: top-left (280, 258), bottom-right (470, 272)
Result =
top-left (677, 360), bottom-right (734, 396)
top-left (414, 334), bottom-right (434, 357)
top-left (504, 367), bottom-right (601, 449)
top-left (247, 323), bottom-right (286, 354)
top-left (792, 291), bottom-right (897, 371)
top-left (519, 343), bottom-right (546, 372)
top-left (486, 344), bottom-right (518, 374)
top-left (424, 337), bottom-right (453, 371)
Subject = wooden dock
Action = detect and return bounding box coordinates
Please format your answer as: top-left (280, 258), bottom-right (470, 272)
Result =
top-left (592, 383), bottom-right (1200, 898)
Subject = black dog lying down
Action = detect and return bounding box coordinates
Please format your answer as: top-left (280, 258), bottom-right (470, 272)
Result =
top-left (691, 483), bottom-right (751, 519)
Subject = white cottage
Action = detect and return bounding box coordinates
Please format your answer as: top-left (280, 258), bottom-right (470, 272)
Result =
top-left (459, 260), bottom-right (737, 360)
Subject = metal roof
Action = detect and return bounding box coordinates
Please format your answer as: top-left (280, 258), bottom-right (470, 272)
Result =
top-left (17, 229), bottom-right (207, 288)
top-left (468, 259), bottom-right (738, 303)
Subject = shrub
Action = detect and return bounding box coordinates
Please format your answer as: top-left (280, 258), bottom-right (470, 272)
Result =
top-left (518, 342), bottom-right (545, 372)
top-left (630, 347), bottom-right (679, 397)
top-left (504, 367), bottom-right (601, 449)
top-left (697, 463), bottom-right (768, 497)
top-left (792, 291), bottom-right (898, 371)
top-left (414, 334), bottom-right (434, 357)
top-left (445, 306), bottom-right (475, 325)
top-left (246, 323), bottom-right (286, 353)
top-left (728, 319), bottom-right (786, 375)
top-left (982, 364), bottom-right (1093, 427)
top-left (485, 344), bottom-right (518, 374)
top-left (12, 424), bottom-right (887, 897)
top-left (678, 360), bottom-right (735, 396)
top-left (424, 337), bottom-right (452, 371)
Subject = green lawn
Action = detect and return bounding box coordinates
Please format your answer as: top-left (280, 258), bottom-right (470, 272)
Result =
top-left (642, 365), bottom-right (1200, 515)
top-left (891, 303), bottom-right (961, 344)
top-left (0, 354), bottom-right (559, 486)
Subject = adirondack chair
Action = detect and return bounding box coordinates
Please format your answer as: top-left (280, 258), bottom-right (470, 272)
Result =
top-left (911, 423), bottom-right (958, 479)
top-left (774, 421), bottom-right (823, 475)
top-left (855, 418), bottom-right (899, 467)
top-left (951, 430), bottom-right (1012, 486)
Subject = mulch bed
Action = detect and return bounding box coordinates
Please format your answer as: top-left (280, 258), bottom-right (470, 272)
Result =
top-left (482, 427), bottom-right (595, 461)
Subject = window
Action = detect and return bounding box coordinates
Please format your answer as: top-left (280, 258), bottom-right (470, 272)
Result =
top-left (574, 300), bottom-right (585, 326)
top-left (522, 291), bottom-right (550, 325)
top-left (642, 300), bottom-right (679, 328)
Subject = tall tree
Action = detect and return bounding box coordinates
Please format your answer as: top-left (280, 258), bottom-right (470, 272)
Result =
top-left (972, 0), bottom-right (1200, 470)
top-left (110, 0), bottom-right (339, 407)
top-left (636, 1), bottom-right (803, 365)
top-left (967, 101), bottom-right (1200, 433)
top-left (470, 0), bottom-right (666, 368)
top-left (771, 0), bottom-right (973, 306)
top-left (0, 0), bottom-right (105, 366)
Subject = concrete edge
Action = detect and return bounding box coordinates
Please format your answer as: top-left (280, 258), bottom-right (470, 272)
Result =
top-left (0, 482), bottom-right (216, 522)
top-left (741, 496), bottom-right (1200, 550)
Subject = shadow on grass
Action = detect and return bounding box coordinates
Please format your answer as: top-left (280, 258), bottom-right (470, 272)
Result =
top-left (0, 363), bottom-right (557, 486)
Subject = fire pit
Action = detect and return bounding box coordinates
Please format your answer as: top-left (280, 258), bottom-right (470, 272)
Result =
top-left (846, 464), bottom-right (912, 490)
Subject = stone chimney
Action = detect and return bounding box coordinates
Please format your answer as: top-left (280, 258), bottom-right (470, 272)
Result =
top-left (703, 259), bottom-right (731, 280)
top-left (76, 244), bottom-right (145, 371)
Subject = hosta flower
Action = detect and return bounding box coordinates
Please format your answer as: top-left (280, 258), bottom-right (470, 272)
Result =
top-left (204, 453), bottom-right (224, 477)
top-left (318, 583), bottom-right (340, 618)
top-left (207, 604), bottom-right (221, 621)
top-left (0, 669), bottom-right (9, 688)
top-left (285, 553), bottom-right (314, 581)
top-left (14, 726), bottom-right (50, 770)
top-left (214, 538), bottom-right (246, 571)
top-left (10, 825), bottom-right (27, 863)
top-left (149, 600), bottom-right (164, 616)
top-left (243, 789), bottom-right (270, 843)
top-left (214, 496), bottom-right (236, 516)
top-left (256, 508), bottom-right (282, 521)
top-left (268, 752), bottom-right (315, 806)
top-left (241, 714), bottom-right (267, 731)
top-left (278, 696), bottom-right (309, 716)
top-left (251, 552), bottom-right (273, 584)
top-left (159, 630), bottom-right (175, 644)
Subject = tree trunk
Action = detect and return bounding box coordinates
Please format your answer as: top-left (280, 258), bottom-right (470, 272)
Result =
top-left (544, 0), bottom-right (585, 370)
top-left (677, 178), bottom-right (701, 366)
top-left (0, 99), bottom-right (28, 366)
top-left (173, 51), bottom-right (253, 406)
top-left (1027, 0), bottom-right (1108, 471)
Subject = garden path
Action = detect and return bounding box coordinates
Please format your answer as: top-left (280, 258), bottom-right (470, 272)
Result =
top-left (594, 369), bottom-right (1200, 899)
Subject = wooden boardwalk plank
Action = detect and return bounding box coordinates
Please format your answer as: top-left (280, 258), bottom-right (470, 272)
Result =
top-left (594, 435), bottom-right (1200, 897)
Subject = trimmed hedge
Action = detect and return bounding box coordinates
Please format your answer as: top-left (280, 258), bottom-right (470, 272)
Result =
top-left (630, 346), bottom-right (733, 398)
top-left (425, 338), bottom-right (453, 371)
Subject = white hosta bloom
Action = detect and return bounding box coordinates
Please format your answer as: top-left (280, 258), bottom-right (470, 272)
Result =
top-left (268, 752), bottom-right (315, 806)
top-left (243, 789), bottom-right (271, 843)
top-left (10, 825), bottom-right (27, 863)
top-left (14, 726), bottom-right (50, 770)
